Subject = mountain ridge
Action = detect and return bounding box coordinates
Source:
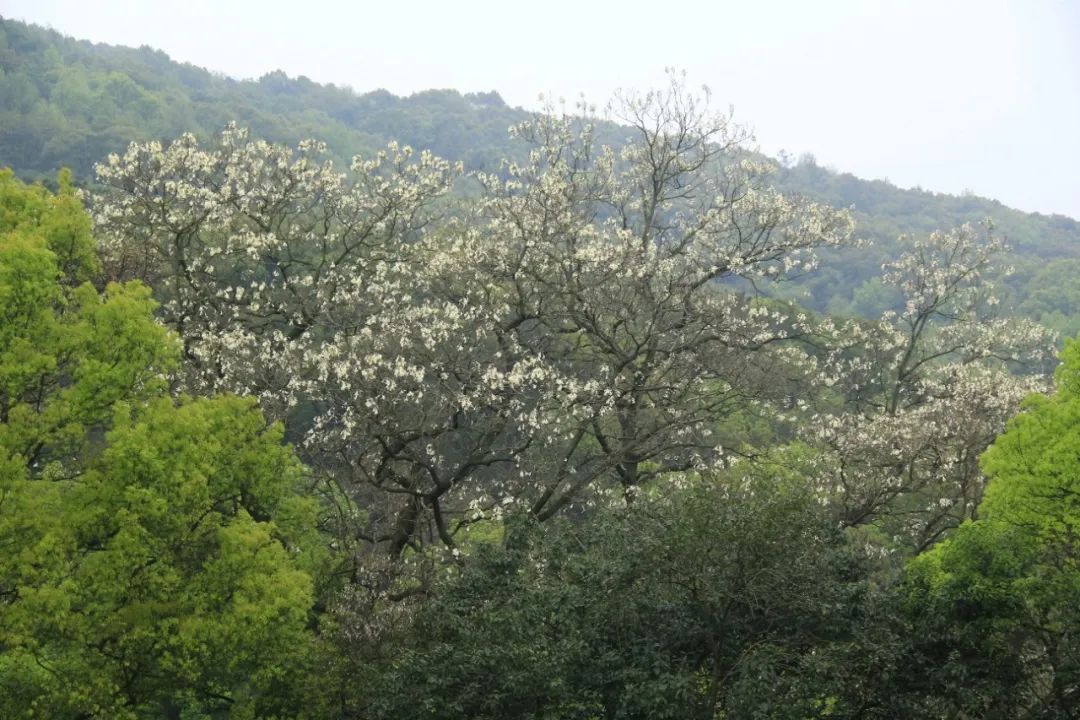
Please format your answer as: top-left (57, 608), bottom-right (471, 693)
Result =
top-left (2, 15), bottom-right (1078, 328)
top-left (2, 16), bottom-right (1074, 221)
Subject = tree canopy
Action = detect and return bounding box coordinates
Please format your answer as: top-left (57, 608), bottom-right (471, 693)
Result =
top-left (902, 339), bottom-right (1080, 717)
top-left (0, 171), bottom-right (326, 719)
top-left (0, 41), bottom-right (1077, 715)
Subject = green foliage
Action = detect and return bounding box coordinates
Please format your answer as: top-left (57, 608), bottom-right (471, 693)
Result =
top-left (0, 174), bottom-right (327, 719)
top-left (1, 398), bottom-right (322, 719)
top-left (980, 340), bottom-right (1080, 537)
top-left (773, 159), bottom-right (1080, 318)
top-left (900, 337), bottom-right (1080, 717)
top-left (3, 17), bottom-right (1080, 714)
top-left (367, 473), bottom-right (895, 720)
top-left (0, 175), bottom-right (174, 467)
top-left (0, 168), bottom-right (97, 284)
top-left (1013, 259), bottom-right (1080, 338)
top-left (0, 17), bottom-right (525, 182)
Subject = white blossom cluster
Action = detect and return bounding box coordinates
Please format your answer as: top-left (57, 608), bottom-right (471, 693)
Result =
top-left (806, 224), bottom-right (1055, 548)
top-left (90, 78), bottom-right (1042, 555)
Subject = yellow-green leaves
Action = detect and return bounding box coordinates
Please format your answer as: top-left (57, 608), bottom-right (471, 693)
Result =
top-left (0, 169), bottom-right (324, 719)
top-left (0, 169), bottom-right (97, 285)
top-left (979, 339), bottom-right (1080, 538)
top-left (899, 336), bottom-right (1080, 716)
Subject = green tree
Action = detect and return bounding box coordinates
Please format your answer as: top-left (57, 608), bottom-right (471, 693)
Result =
top-left (902, 338), bottom-right (1080, 718)
top-left (367, 470), bottom-right (895, 720)
top-left (0, 167), bottom-right (97, 284)
top-left (0, 172), bottom-right (327, 719)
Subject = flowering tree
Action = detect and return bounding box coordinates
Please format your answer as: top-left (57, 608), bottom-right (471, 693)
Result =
top-left (92, 75), bottom-right (854, 556)
top-left (466, 80), bottom-right (854, 521)
top-left (810, 224), bottom-right (1055, 549)
top-left (93, 127), bottom-right (474, 554)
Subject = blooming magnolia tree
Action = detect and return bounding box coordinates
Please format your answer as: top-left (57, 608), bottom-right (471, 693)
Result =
top-left (810, 224), bottom-right (1055, 550)
top-left (93, 75), bottom-right (1040, 558)
top-left (91, 128), bottom-right (557, 557)
top-left (464, 82), bottom-right (854, 521)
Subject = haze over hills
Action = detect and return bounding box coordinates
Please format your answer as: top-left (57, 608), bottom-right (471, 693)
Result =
top-left (2, 15), bottom-right (1079, 330)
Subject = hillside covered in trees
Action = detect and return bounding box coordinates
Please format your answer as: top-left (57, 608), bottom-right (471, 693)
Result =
top-left (3, 13), bottom-right (1080, 720)
top-left (2, 16), bottom-right (1079, 331)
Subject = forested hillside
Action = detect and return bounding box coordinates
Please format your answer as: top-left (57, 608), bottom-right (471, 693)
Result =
top-left (2, 16), bottom-right (1079, 330)
top-left (4, 13), bottom-right (1080, 719)
top-left (0, 17), bottom-right (524, 180)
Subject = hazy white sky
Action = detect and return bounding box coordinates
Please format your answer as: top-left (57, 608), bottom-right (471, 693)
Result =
top-left (5, 0), bottom-right (1079, 219)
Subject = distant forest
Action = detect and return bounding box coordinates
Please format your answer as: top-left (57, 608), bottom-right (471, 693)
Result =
top-left (1, 16), bottom-right (1079, 331)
